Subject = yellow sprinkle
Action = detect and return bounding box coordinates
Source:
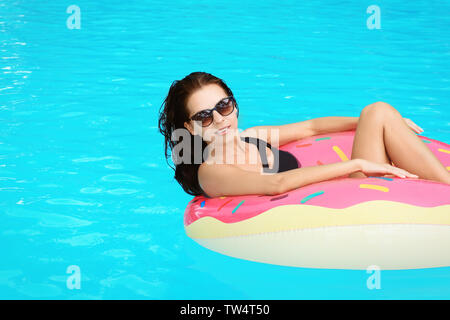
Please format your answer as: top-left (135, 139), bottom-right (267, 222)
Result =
top-left (332, 145), bottom-right (349, 161)
top-left (438, 148), bottom-right (450, 154)
top-left (219, 196), bottom-right (226, 199)
top-left (447, 166), bottom-right (450, 171)
top-left (360, 184), bottom-right (389, 192)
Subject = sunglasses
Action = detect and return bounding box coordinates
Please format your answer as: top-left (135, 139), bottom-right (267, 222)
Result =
top-left (189, 96), bottom-right (237, 127)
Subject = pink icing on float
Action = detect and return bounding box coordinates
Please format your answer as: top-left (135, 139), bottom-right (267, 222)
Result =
top-left (184, 130), bottom-right (450, 270)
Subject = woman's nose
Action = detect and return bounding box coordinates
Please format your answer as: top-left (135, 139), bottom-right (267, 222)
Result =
top-left (212, 110), bottom-right (225, 124)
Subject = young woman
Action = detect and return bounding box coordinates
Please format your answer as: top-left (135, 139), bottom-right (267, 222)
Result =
top-left (158, 72), bottom-right (450, 198)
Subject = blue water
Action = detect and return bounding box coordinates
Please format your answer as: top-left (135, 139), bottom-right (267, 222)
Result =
top-left (1, 0), bottom-right (449, 299)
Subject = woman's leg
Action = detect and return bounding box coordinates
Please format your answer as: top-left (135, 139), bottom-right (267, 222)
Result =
top-left (348, 101), bottom-right (393, 179)
top-left (348, 101), bottom-right (450, 184)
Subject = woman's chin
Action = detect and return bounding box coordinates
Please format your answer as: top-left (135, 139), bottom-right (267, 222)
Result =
top-left (208, 129), bottom-right (236, 144)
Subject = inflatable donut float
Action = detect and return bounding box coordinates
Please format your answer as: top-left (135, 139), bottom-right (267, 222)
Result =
top-left (184, 130), bottom-right (450, 270)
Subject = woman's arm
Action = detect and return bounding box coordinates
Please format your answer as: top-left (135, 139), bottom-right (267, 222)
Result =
top-left (199, 159), bottom-right (363, 197)
top-left (199, 159), bottom-right (417, 197)
top-left (277, 159), bottom-right (419, 194)
top-left (276, 160), bottom-right (361, 194)
top-left (242, 117), bottom-right (359, 147)
top-left (309, 116), bottom-right (359, 135)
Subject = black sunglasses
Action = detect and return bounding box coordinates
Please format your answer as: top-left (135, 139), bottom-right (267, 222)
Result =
top-left (189, 96), bottom-right (237, 127)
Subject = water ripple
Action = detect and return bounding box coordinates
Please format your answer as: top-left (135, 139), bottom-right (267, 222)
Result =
top-left (133, 206), bottom-right (180, 215)
top-left (80, 187), bottom-right (103, 194)
top-left (101, 174), bottom-right (146, 184)
top-left (99, 274), bottom-right (166, 298)
top-left (106, 188), bottom-right (139, 195)
top-left (15, 283), bottom-right (62, 298)
top-left (102, 249), bottom-right (135, 259)
top-left (6, 208), bottom-right (92, 228)
top-left (72, 156), bottom-right (121, 163)
top-left (104, 164), bottom-right (123, 170)
top-left (0, 270), bottom-right (23, 285)
top-left (46, 199), bottom-right (99, 206)
top-left (56, 232), bottom-right (108, 247)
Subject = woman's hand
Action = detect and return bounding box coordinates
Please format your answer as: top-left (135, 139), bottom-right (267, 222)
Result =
top-left (403, 118), bottom-right (424, 134)
top-left (356, 159), bottom-right (419, 179)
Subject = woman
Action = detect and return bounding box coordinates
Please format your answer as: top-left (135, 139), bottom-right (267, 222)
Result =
top-left (158, 72), bottom-right (450, 198)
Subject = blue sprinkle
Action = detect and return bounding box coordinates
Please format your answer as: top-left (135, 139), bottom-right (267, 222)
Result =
top-left (300, 191), bottom-right (324, 204)
top-left (232, 200), bottom-right (245, 214)
top-left (369, 176), bottom-right (393, 181)
top-left (200, 201), bottom-right (205, 207)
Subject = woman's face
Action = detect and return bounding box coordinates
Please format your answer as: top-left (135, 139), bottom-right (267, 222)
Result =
top-left (184, 84), bottom-right (239, 144)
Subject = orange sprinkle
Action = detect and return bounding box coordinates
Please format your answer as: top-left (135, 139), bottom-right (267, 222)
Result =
top-left (217, 199), bottom-right (233, 211)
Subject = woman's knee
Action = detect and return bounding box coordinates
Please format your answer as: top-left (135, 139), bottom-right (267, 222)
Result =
top-left (360, 101), bottom-right (399, 121)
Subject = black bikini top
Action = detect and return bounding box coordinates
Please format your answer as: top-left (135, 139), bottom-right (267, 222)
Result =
top-left (198, 136), bottom-right (300, 198)
top-left (240, 136), bottom-right (300, 173)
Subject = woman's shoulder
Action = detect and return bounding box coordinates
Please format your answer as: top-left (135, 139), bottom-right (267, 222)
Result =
top-left (240, 127), bottom-right (260, 139)
top-left (240, 126), bottom-right (276, 146)
top-left (240, 128), bottom-right (273, 149)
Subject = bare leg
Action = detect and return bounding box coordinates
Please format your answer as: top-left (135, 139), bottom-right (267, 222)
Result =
top-left (348, 101), bottom-right (393, 179)
top-left (349, 101), bottom-right (450, 184)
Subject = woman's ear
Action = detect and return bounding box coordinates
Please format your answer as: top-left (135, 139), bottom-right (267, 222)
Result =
top-left (184, 121), bottom-right (194, 136)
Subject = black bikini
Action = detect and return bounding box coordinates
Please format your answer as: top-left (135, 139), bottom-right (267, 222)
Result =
top-left (199, 136), bottom-right (300, 197)
top-left (240, 136), bottom-right (300, 173)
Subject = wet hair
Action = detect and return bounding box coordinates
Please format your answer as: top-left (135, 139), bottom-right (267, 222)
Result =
top-left (158, 72), bottom-right (236, 196)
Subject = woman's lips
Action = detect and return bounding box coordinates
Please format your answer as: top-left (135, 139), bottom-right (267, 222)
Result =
top-left (216, 125), bottom-right (230, 135)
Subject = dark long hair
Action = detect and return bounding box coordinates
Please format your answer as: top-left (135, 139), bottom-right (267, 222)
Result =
top-left (158, 72), bottom-right (236, 196)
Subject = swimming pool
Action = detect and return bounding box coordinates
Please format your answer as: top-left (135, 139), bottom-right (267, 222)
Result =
top-left (1, 0), bottom-right (449, 299)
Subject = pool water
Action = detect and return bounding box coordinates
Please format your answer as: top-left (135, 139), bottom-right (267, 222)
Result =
top-left (1, 0), bottom-right (449, 299)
